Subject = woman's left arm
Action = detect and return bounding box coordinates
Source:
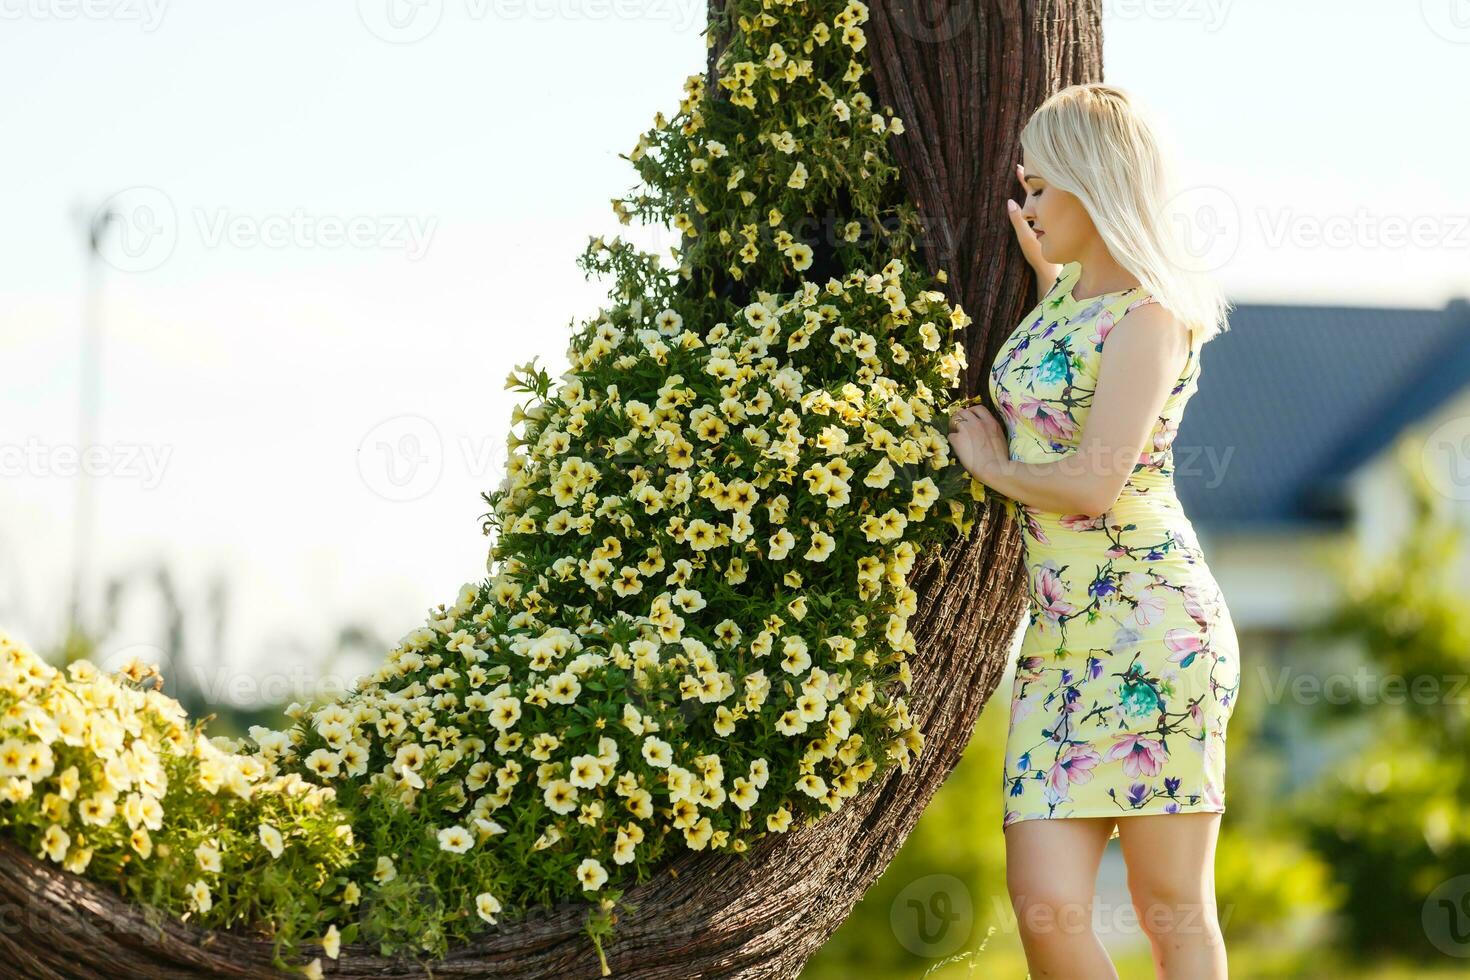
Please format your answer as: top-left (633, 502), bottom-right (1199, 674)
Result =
top-left (952, 304), bottom-right (1190, 517)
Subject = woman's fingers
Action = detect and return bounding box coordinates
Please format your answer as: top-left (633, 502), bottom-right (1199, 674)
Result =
top-left (1008, 212), bottom-right (1050, 279)
top-left (1009, 163), bottom-right (1053, 272)
top-left (1010, 163), bottom-right (1031, 229)
top-left (1006, 199), bottom-right (1034, 237)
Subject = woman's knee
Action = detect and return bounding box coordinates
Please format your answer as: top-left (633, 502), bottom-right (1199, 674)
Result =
top-left (1007, 871), bottom-right (1097, 938)
top-left (1125, 876), bottom-right (1219, 941)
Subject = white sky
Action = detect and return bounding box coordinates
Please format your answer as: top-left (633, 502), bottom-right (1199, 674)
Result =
top-left (2, 0), bottom-right (1467, 701)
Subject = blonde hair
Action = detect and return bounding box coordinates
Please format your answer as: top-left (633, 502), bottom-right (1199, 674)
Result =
top-left (1021, 83), bottom-right (1231, 344)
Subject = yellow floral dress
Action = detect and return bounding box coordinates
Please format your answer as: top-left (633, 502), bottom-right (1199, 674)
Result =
top-left (988, 261), bottom-right (1241, 840)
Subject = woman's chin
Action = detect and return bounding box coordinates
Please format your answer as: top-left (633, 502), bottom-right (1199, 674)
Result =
top-left (1038, 240), bottom-right (1071, 264)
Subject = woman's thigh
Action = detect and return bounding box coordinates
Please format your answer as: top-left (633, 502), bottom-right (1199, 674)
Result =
top-left (1004, 815), bottom-right (1117, 910)
top-left (1115, 812), bottom-right (1223, 934)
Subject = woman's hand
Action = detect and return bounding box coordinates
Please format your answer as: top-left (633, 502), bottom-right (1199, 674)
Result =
top-left (948, 403), bottom-right (1010, 483)
top-left (1007, 163), bottom-right (1061, 292)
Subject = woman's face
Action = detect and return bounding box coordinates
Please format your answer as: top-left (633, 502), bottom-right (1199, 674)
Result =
top-left (1019, 151), bottom-right (1097, 263)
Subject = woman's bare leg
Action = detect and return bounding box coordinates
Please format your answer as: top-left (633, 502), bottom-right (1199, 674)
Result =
top-left (1004, 815), bottom-right (1120, 980)
top-left (1116, 811), bottom-right (1228, 979)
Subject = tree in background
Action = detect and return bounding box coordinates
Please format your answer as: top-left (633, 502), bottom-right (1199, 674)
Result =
top-left (1289, 433), bottom-right (1470, 963)
top-left (47, 562), bottom-right (387, 738)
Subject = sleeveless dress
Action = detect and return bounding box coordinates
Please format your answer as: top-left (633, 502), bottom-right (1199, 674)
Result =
top-left (988, 261), bottom-right (1241, 841)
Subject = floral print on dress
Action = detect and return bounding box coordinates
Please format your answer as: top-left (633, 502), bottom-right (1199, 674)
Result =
top-left (989, 262), bottom-right (1241, 840)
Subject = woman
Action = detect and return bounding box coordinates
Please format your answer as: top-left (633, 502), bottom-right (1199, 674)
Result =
top-left (947, 84), bottom-right (1241, 979)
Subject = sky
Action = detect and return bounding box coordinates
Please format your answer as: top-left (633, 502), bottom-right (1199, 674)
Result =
top-left (2, 0), bottom-right (1467, 701)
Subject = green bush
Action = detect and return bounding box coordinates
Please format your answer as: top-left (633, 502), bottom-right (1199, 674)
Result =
top-left (1284, 439), bottom-right (1470, 958)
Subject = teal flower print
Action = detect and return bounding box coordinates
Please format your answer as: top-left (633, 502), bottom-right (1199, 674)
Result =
top-left (1032, 346), bottom-right (1071, 387)
top-left (1119, 677), bottom-right (1162, 719)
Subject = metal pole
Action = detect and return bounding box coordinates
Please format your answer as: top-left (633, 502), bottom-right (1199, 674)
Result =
top-left (67, 206), bottom-right (116, 638)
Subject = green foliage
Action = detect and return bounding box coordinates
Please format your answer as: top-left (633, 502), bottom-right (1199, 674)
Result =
top-left (803, 699), bottom-right (1012, 979)
top-left (1214, 827), bottom-right (1342, 938)
top-left (1288, 435), bottom-right (1470, 957)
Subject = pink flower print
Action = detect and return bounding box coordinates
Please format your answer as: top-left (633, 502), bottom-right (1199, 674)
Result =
top-left (1089, 309), bottom-right (1116, 347)
top-left (1106, 734), bottom-right (1168, 778)
top-left (1046, 743), bottom-right (1102, 800)
top-left (1202, 738), bottom-right (1226, 807)
top-left (1164, 628), bottom-right (1204, 669)
top-left (1105, 543), bottom-right (1128, 558)
top-left (1017, 396), bottom-right (1078, 443)
top-left (1204, 780), bottom-right (1224, 809)
top-left (994, 393), bottom-right (1014, 424)
top-left (1152, 416), bottom-right (1178, 452)
top-left (1033, 562), bottom-right (1077, 622)
top-left (1019, 506), bottom-right (1051, 545)
top-left (1060, 513), bottom-right (1106, 531)
top-left (1011, 689), bottom-right (1040, 724)
top-left (1181, 586), bottom-right (1211, 629)
top-left (1131, 589), bottom-right (1167, 629)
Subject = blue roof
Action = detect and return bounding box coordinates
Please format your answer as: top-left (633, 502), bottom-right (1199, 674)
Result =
top-left (1174, 298), bottom-right (1470, 530)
